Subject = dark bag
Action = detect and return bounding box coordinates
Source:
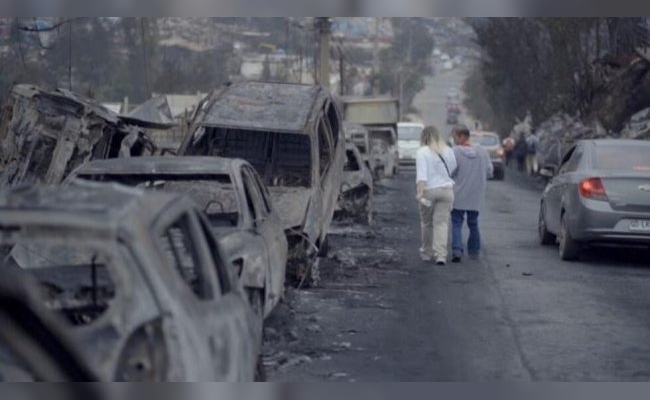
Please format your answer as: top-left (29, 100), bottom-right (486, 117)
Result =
top-left (526, 138), bottom-right (537, 155)
top-left (437, 152), bottom-right (451, 177)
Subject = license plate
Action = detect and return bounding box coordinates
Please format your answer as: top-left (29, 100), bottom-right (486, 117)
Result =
top-left (629, 220), bottom-right (650, 232)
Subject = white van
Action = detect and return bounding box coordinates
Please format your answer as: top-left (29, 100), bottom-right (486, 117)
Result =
top-left (397, 122), bottom-right (424, 165)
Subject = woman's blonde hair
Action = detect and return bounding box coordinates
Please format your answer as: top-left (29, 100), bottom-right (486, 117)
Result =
top-left (420, 125), bottom-right (448, 154)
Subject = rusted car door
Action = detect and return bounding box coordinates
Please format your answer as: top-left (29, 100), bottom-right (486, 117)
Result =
top-left (242, 165), bottom-right (287, 312)
top-left (154, 207), bottom-right (252, 381)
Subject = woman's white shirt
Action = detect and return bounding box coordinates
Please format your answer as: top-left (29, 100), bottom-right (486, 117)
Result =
top-left (415, 146), bottom-right (457, 189)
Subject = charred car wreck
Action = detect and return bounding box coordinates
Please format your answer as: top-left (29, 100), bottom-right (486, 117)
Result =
top-left (70, 156), bottom-right (288, 320)
top-left (179, 81), bottom-right (345, 286)
top-left (336, 143), bottom-right (374, 224)
top-left (0, 182), bottom-right (261, 382)
top-left (0, 84), bottom-right (155, 187)
top-left (343, 122), bottom-right (377, 180)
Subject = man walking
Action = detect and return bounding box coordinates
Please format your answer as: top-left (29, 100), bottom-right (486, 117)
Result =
top-left (450, 125), bottom-right (493, 263)
top-left (502, 135), bottom-right (515, 167)
top-left (525, 132), bottom-right (540, 176)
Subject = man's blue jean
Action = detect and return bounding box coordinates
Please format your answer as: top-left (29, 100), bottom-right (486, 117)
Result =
top-left (451, 210), bottom-right (481, 257)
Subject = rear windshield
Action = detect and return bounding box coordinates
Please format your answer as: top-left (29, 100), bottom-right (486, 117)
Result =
top-left (78, 173), bottom-right (240, 227)
top-left (398, 126), bottom-right (423, 141)
top-left (471, 134), bottom-right (499, 146)
top-left (594, 145), bottom-right (650, 172)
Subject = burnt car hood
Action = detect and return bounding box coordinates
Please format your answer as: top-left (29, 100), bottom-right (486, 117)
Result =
top-left (268, 187), bottom-right (312, 230)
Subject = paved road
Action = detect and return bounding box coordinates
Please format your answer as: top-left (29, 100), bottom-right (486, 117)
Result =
top-left (412, 67), bottom-right (475, 138)
top-left (266, 168), bottom-right (650, 381)
top-left (265, 68), bottom-right (650, 382)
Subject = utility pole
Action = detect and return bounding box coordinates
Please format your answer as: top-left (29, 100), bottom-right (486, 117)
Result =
top-left (372, 18), bottom-right (380, 95)
top-left (316, 17), bottom-right (331, 89)
top-left (339, 47), bottom-right (345, 95)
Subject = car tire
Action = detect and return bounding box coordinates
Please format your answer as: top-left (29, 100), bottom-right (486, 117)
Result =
top-left (246, 288), bottom-right (265, 326)
top-left (559, 214), bottom-right (580, 261)
top-left (318, 236), bottom-right (329, 257)
top-left (538, 204), bottom-right (556, 246)
top-left (254, 353), bottom-right (267, 382)
top-left (287, 255), bottom-right (320, 289)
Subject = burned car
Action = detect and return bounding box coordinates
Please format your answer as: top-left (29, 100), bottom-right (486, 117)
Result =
top-left (0, 84), bottom-right (156, 187)
top-left (69, 156), bottom-right (288, 319)
top-left (336, 143), bottom-right (374, 224)
top-left (368, 126), bottom-right (399, 178)
top-left (343, 122), bottom-right (377, 179)
top-left (0, 182), bottom-right (261, 381)
top-left (179, 81), bottom-right (345, 286)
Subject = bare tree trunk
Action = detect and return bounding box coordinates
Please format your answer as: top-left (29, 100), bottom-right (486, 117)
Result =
top-left (589, 57), bottom-right (650, 132)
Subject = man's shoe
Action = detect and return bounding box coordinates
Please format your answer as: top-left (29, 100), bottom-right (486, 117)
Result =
top-left (420, 249), bottom-right (433, 262)
top-left (451, 255), bottom-right (462, 263)
top-left (436, 259), bottom-right (447, 266)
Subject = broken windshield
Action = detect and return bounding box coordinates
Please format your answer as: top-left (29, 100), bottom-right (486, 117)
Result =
top-left (184, 127), bottom-right (313, 188)
top-left (77, 173), bottom-right (241, 228)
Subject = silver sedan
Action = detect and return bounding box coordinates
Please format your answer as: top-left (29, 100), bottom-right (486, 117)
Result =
top-left (538, 139), bottom-right (650, 260)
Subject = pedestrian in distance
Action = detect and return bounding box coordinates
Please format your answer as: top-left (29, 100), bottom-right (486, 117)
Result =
top-left (450, 125), bottom-right (493, 263)
top-left (525, 132), bottom-right (540, 176)
top-left (502, 135), bottom-right (515, 167)
top-left (416, 126), bottom-right (457, 266)
top-left (514, 133), bottom-right (528, 172)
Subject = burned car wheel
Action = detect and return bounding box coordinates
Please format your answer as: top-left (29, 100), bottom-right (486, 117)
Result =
top-left (318, 236), bottom-right (329, 258)
top-left (115, 322), bottom-right (168, 382)
top-left (287, 256), bottom-right (320, 289)
top-left (246, 288), bottom-right (265, 327)
top-left (255, 354), bottom-right (267, 382)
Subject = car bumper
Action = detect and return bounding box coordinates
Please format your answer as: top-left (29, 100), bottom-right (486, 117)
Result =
top-left (399, 157), bottom-right (416, 165)
top-left (568, 198), bottom-right (650, 244)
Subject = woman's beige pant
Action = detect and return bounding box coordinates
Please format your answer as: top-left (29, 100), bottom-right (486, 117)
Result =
top-left (419, 187), bottom-right (454, 262)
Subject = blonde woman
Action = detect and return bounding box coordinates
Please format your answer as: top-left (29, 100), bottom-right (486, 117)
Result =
top-left (416, 126), bottom-right (457, 265)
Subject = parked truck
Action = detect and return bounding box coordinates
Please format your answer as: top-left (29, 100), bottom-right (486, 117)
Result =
top-left (340, 97), bottom-right (400, 178)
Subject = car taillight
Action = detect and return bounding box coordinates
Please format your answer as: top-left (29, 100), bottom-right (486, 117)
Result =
top-left (579, 178), bottom-right (608, 201)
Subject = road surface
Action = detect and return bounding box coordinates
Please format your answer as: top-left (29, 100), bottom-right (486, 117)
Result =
top-left (263, 67), bottom-right (650, 382)
top-left (265, 167), bottom-right (650, 381)
top-left (412, 66), bottom-right (475, 139)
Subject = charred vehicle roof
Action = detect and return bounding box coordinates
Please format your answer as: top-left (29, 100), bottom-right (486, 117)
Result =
top-left (0, 84), bottom-right (156, 187)
top-left (187, 81), bottom-right (324, 134)
top-left (0, 182), bottom-right (163, 229)
top-left (72, 156), bottom-right (239, 177)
